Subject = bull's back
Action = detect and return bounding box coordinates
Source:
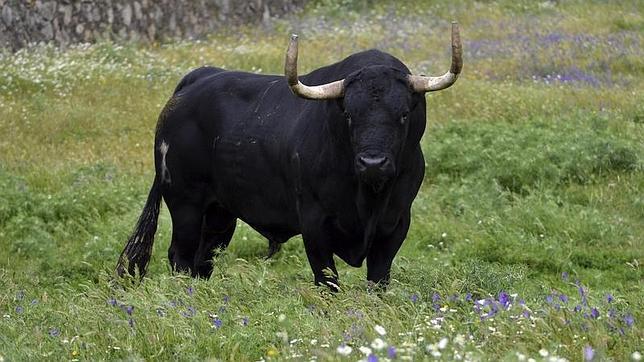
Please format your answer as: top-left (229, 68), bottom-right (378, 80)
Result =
top-left (159, 69), bottom-right (302, 234)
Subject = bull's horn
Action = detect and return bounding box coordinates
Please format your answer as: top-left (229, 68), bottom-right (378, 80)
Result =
top-left (285, 34), bottom-right (344, 100)
top-left (409, 22), bottom-right (463, 93)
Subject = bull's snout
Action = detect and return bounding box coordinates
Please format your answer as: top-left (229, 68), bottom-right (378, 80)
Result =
top-left (355, 154), bottom-right (395, 192)
top-left (356, 155), bottom-right (389, 172)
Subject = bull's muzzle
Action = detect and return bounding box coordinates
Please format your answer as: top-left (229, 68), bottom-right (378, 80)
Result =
top-left (356, 154), bottom-right (395, 192)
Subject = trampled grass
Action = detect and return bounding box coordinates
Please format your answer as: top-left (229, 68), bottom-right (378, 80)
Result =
top-left (0, 0), bottom-right (642, 360)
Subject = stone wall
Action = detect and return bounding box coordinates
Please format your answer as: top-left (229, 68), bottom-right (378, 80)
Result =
top-left (0, 0), bottom-right (304, 51)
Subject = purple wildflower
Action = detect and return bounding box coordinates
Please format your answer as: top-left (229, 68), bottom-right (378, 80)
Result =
top-left (186, 286), bottom-right (194, 296)
top-left (606, 294), bottom-right (614, 303)
top-left (624, 313), bottom-right (634, 327)
top-left (156, 308), bottom-right (166, 317)
top-left (218, 306), bottom-right (226, 314)
top-left (213, 317), bottom-right (223, 329)
top-left (465, 293), bottom-right (473, 302)
top-left (123, 305), bottom-right (134, 315)
top-left (608, 308), bottom-right (616, 318)
top-left (432, 292), bottom-right (441, 303)
top-left (128, 318), bottom-right (135, 328)
top-left (578, 284), bottom-right (588, 305)
top-left (107, 297), bottom-right (117, 307)
top-left (15, 306), bottom-right (23, 314)
top-left (16, 290), bottom-right (24, 300)
top-left (561, 272), bottom-right (569, 281)
top-left (498, 291), bottom-right (510, 309)
top-left (410, 294), bottom-right (419, 303)
top-left (242, 316), bottom-right (249, 326)
top-left (49, 327), bottom-right (60, 337)
top-left (518, 299), bottom-right (525, 306)
top-left (223, 295), bottom-right (230, 304)
top-left (559, 294), bottom-right (569, 303)
top-left (181, 306), bottom-right (196, 318)
top-left (522, 310), bottom-right (530, 319)
top-left (546, 294), bottom-right (554, 304)
top-left (387, 346), bottom-right (397, 359)
top-left (367, 354), bottom-right (378, 362)
top-left (590, 308), bottom-right (599, 319)
top-left (584, 345), bottom-right (594, 361)
top-left (574, 305), bottom-right (583, 313)
top-left (448, 294), bottom-right (459, 302)
top-left (486, 301), bottom-right (499, 319)
top-left (31, 299), bottom-right (38, 305)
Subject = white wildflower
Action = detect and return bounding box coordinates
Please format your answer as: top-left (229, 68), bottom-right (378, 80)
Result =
top-left (336, 344), bottom-right (352, 356)
top-left (359, 346), bottom-right (372, 355)
top-left (539, 349), bottom-right (549, 357)
top-left (310, 339), bottom-right (317, 346)
top-left (632, 351), bottom-right (642, 361)
top-left (371, 338), bottom-right (386, 350)
top-left (374, 325), bottom-right (386, 336)
top-left (516, 352), bottom-right (526, 361)
top-left (454, 334), bottom-right (465, 346)
top-left (437, 337), bottom-right (449, 350)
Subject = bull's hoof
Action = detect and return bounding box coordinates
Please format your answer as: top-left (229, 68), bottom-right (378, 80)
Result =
top-left (265, 240), bottom-right (282, 259)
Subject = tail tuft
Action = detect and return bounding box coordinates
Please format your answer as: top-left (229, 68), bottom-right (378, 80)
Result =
top-left (116, 176), bottom-right (162, 278)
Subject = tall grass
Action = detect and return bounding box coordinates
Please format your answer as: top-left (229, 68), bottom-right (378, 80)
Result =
top-left (0, 0), bottom-right (642, 360)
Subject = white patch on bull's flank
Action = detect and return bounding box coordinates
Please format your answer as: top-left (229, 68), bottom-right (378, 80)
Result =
top-left (159, 140), bottom-right (171, 184)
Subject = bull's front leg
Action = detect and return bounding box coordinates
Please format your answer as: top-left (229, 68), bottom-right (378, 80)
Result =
top-left (302, 234), bottom-right (339, 291)
top-left (300, 206), bottom-right (340, 291)
top-left (366, 211), bottom-right (410, 289)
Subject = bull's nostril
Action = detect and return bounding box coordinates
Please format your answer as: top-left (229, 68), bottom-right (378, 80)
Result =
top-left (358, 156), bottom-right (388, 170)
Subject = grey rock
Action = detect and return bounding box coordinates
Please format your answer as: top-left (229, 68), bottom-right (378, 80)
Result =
top-left (1, 5), bottom-right (12, 26)
top-left (122, 3), bottom-right (132, 26)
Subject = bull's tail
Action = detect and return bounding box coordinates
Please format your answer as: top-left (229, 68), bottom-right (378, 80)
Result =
top-left (116, 176), bottom-right (162, 278)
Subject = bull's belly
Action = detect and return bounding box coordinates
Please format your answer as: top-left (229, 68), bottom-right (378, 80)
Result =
top-left (207, 167), bottom-right (301, 242)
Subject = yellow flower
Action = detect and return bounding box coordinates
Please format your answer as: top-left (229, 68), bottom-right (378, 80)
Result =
top-left (266, 347), bottom-right (279, 358)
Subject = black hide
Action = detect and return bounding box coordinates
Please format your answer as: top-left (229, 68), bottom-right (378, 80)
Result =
top-left (126, 49), bottom-right (427, 289)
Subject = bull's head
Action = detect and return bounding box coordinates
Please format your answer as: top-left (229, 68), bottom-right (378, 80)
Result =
top-left (285, 23), bottom-right (463, 192)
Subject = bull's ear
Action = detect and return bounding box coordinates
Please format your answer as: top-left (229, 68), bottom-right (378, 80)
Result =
top-left (336, 98), bottom-right (346, 112)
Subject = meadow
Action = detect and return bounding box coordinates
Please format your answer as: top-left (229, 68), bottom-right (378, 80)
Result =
top-left (0, 0), bottom-right (642, 360)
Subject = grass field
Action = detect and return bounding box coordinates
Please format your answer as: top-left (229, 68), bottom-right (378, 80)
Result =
top-left (0, 0), bottom-right (642, 360)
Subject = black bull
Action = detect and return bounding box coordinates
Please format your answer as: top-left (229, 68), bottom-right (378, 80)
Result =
top-left (116, 23), bottom-right (463, 289)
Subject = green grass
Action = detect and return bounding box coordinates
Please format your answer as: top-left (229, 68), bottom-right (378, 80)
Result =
top-left (0, 0), bottom-right (642, 360)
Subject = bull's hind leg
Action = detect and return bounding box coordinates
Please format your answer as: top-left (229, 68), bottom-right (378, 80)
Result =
top-left (193, 204), bottom-right (236, 278)
top-left (166, 202), bottom-right (204, 275)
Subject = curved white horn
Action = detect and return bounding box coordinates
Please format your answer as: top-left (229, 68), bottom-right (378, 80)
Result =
top-left (409, 22), bottom-right (463, 92)
top-left (285, 34), bottom-right (344, 100)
